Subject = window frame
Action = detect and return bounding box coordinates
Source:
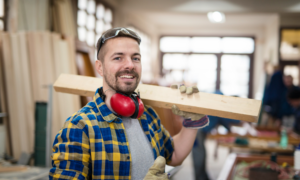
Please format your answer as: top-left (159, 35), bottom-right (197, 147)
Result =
top-left (75, 0), bottom-right (114, 47)
top-left (279, 26), bottom-right (300, 69)
top-left (159, 35), bottom-right (255, 98)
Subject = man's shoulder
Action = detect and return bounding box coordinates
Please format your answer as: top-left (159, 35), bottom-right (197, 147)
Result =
top-left (66, 101), bottom-right (100, 128)
top-left (143, 105), bottom-right (160, 120)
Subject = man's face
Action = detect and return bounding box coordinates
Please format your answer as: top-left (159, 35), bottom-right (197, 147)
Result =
top-left (283, 75), bottom-right (293, 87)
top-left (96, 37), bottom-right (141, 94)
top-left (289, 99), bottom-right (300, 108)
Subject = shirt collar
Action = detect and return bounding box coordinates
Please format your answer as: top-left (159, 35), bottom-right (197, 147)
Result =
top-left (93, 87), bottom-right (118, 123)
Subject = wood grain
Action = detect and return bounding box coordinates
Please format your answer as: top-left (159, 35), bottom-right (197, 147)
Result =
top-left (18, 32), bottom-right (35, 154)
top-left (54, 74), bottom-right (262, 122)
top-left (0, 32), bottom-right (12, 156)
top-left (1, 33), bottom-right (21, 158)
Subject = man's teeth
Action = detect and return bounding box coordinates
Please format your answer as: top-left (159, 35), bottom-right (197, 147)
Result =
top-left (120, 75), bottom-right (133, 79)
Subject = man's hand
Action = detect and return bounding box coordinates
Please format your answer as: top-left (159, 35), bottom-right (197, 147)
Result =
top-left (144, 156), bottom-right (169, 180)
top-left (171, 85), bottom-right (209, 129)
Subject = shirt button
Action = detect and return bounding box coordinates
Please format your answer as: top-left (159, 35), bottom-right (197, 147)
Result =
top-left (120, 130), bottom-right (124, 134)
top-left (127, 156), bottom-right (130, 160)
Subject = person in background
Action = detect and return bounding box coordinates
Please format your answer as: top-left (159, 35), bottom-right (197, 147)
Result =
top-left (287, 88), bottom-right (300, 135)
top-left (262, 71), bottom-right (295, 126)
top-left (192, 91), bottom-right (240, 180)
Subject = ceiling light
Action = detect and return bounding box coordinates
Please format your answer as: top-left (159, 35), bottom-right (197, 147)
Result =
top-left (207, 11), bottom-right (225, 23)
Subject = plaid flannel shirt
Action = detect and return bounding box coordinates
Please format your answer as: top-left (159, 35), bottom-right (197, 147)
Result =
top-left (49, 88), bottom-right (174, 180)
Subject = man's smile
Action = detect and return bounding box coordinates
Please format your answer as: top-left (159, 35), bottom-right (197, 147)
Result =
top-left (119, 74), bottom-right (134, 79)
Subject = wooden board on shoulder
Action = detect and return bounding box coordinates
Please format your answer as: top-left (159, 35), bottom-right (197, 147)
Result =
top-left (54, 74), bottom-right (262, 122)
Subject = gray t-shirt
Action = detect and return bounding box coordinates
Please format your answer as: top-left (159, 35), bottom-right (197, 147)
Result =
top-left (122, 117), bottom-right (154, 180)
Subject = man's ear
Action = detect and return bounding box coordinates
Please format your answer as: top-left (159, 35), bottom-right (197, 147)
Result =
top-left (95, 60), bottom-right (104, 76)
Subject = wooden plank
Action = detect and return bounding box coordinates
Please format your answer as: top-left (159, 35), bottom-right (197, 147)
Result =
top-left (26, 32), bottom-right (39, 102)
top-left (10, 34), bottom-right (31, 154)
top-left (18, 32), bottom-right (35, 153)
top-left (1, 33), bottom-right (21, 159)
top-left (218, 142), bottom-right (294, 153)
top-left (35, 32), bottom-right (48, 102)
top-left (53, 74), bottom-right (262, 122)
top-left (207, 132), bottom-right (300, 145)
top-left (27, 32), bottom-right (48, 102)
top-left (51, 34), bottom-right (80, 137)
top-left (50, 33), bottom-right (63, 142)
top-left (0, 32), bottom-right (12, 156)
top-left (0, 165), bottom-right (28, 173)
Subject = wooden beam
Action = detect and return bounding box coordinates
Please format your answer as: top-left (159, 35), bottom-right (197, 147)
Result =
top-left (54, 74), bottom-right (262, 122)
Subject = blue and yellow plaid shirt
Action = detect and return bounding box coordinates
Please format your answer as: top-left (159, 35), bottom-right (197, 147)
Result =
top-left (49, 88), bottom-right (174, 180)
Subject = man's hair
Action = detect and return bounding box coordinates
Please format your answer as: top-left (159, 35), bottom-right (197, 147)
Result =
top-left (96, 38), bottom-right (106, 62)
top-left (96, 28), bottom-right (141, 62)
top-left (287, 88), bottom-right (300, 100)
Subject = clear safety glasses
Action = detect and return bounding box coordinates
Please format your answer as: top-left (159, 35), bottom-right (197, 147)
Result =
top-left (96, 27), bottom-right (141, 58)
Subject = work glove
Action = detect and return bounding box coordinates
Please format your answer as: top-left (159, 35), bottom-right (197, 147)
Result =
top-left (143, 156), bottom-right (169, 180)
top-left (171, 84), bottom-right (209, 129)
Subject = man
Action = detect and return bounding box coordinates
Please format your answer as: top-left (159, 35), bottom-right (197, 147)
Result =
top-left (287, 88), bottom-right (300, 135)
top-left (262, 71), bottom-right (295, 127)
top-left (49, 27), bottom-right (209, 180)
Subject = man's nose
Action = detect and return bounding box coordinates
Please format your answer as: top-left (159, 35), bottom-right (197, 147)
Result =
top-left (123, 57), bottom-right (135, 70)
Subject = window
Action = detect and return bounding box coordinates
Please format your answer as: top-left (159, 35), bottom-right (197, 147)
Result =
top-left (160, 36), bottom-right (254, 98)
top-left (284, 65), bottom-right (299, 86)
top-left (280, 29), bottom-right (300, 61)
top-left (0, 0), bottom-right (5, 31)
top-left (128, 26), bottom-right (153, 83)
top-left (279, 28), bottom-right (300, 86)
top-left (77, 0), bottom-right (113, 48)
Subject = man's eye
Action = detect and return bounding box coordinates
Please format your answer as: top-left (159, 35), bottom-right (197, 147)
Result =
top-left (114, 57), bottom-right (121, 60)
top-left (133, 57), bottom-right (140, 61)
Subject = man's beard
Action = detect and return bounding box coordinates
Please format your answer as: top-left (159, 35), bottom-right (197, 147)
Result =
top-left (103, 69), bottom-right (140, 95)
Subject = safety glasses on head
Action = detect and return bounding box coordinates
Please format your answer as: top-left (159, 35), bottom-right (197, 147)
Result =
top-left (96, 27), bottom-right (141, 59)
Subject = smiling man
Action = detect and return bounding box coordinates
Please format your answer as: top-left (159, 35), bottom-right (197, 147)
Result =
top-left (49, 27), bottom-right (209, 180)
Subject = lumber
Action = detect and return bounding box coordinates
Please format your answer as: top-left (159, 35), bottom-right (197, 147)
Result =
top-left (26, 32), bottom-right (39, 102)
top-left (51, 34), bottom-right (80, 133)
top-left (18, 32), bottom-right (35, 153)
top-left (54, 74), bottom-right (262, 122)
top-left (0, 165), bottom-right (28, 173)
top-left (11, 34), bottom-right (30, 153)
top-left (2, 33), bottom-right (21, 158)
top-left (0, 32), bottom-right (12, 156)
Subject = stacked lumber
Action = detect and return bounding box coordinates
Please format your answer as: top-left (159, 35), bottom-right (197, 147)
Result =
top-left (52, 0), bottom-right (77, 36)
top-left (18, 0), bottom-right (50, 31)
top-left (0, 32), bottom-right (11, 156)
top-left (0, 31), bottom-right (80, 159)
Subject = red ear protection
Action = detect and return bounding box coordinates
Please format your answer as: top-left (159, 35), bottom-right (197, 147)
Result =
top-left (110, 92), bottom-right (144, 119)
top-left (99, 88), bottom-right (144, 119)
top-left (99, 88), bottom-right (144, 118)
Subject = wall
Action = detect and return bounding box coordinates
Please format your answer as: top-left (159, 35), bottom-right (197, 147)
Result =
top-left (112, 8), bottom-right (161, 82)
top-left (280, 13), bottom-right (300, 27)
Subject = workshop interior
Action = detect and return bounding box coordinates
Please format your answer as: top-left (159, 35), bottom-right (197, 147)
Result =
top-left (0, 0), bottom-right (300, 179)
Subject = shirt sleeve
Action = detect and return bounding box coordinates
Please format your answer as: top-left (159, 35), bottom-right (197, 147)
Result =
top-left (160, 123), bottom-right (174, 164)
top-left (49, 118), bottom-right (90, 180)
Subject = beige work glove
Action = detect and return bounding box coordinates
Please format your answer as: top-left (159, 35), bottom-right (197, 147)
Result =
top-left (143, 156), bottom-right (169, 180)
top-left (171, 84), bottom-right (209, 128)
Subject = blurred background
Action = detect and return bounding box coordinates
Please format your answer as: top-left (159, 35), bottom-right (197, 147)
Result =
top-left (0, 0), bottom-right (300, 179)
